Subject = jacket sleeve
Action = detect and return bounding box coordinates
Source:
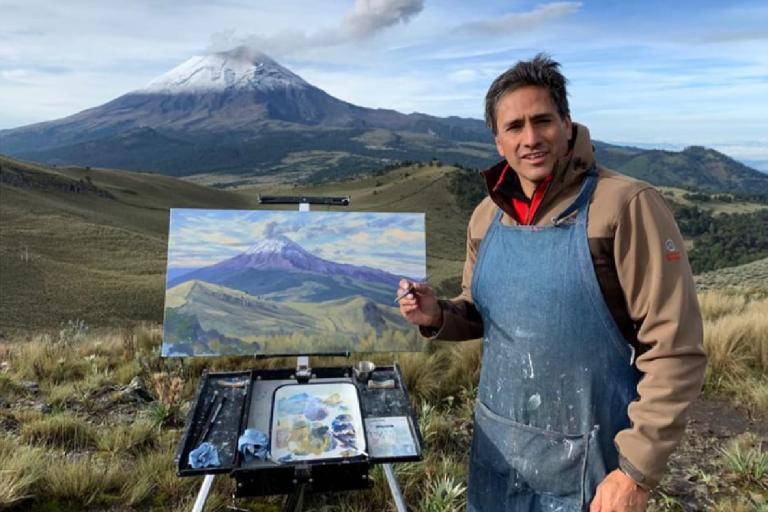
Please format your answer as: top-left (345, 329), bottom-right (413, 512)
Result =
top-left (419, 224), bottom-right (485, 341)
top-left (612, 188), bottom-right (706, 488)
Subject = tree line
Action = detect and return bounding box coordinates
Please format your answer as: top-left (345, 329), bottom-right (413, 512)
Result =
top-left (448, 166), bottom-right (768, 274)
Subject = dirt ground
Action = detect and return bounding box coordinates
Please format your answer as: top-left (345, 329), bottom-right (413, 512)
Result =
top-left (650, 396), bottom-right (768, 511)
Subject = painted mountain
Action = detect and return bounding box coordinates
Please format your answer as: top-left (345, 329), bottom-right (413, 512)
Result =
top-left (162, 209), bottom-right (426, 357)
top-left (0, 46), bottom-right (495, 184)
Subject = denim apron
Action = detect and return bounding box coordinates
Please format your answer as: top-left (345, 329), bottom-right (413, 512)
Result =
top-left (467, 170), bottom-right (640, 512)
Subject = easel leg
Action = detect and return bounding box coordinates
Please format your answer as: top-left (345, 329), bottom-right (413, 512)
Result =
top-left (283, 484), bottom-right (306, 512)
top-left (193, 474), bottom-right (215, 512)
top-left (383, 464), bottom-right (407, 512)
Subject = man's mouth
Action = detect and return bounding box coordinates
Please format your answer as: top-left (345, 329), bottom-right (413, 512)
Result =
top-left (522, 151), bottom-right (548, 162)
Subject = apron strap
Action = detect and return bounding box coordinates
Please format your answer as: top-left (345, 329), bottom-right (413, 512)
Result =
top-left (552, 167), bottom-right (598, 226)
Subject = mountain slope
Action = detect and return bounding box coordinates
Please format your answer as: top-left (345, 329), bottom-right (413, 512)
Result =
top-left (0, 46), bottom-right (495, 180)
top-left (594, 143), bottom-right (768, 199)
top-left (0, 154), bottom-right (261, 331)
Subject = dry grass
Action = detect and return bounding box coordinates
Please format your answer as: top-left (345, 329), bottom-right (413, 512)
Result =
top-left (702, 294), bottom-right (768, 413)
top-left (0, 436), bottom-right (45, 509)
top-left (20, 413), bottom-right (96, 451)
top-left (44, 454), bottom-right (124, 507)
top-left (2, 295), bottom-right (767, 510)
top-left (122, 443), bottom-right (200, 507)
top-left (96, 419), bottom-right (157, 455)
top-left (698, 290), bottom-right (747, 320)
top-left (12, 335), bottom-right (89, 384)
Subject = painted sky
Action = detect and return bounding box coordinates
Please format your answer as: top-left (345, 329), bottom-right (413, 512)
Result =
top-left (1, 0), bottom-right (767, 170)
top-left (167, 209), bottom-right (427, 279)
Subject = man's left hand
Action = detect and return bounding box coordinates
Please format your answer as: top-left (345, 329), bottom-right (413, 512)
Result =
top-left (590, 469), bottom-right (649, 512)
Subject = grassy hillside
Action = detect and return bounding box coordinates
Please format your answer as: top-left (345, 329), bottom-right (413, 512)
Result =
top-left (0, 156), bottom-right (469, 332)
top-left (695, 257), bottom-right (768, 294)
top-left (3, 152), bottom-right (766, 332)
top-left (595, 143), bottom-right (768, 200)
top-left (0, 155), bottom-right (262, 332)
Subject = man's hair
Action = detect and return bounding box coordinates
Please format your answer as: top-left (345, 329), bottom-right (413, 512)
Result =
top-left (484, 53), bottom-right (569, 135)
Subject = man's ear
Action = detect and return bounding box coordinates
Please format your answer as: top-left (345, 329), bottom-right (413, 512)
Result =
top-left (495, 135), bottom-right (505, 157)
top-left (564, 115), bottom-right (573, 142)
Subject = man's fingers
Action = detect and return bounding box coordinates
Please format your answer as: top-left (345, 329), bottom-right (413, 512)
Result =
top-left (590, 487), bottom-right (602, 512)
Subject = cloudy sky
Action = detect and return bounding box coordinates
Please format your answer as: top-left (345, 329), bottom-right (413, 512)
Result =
top-left (1, 0), bottom-right (767, 169)
top-left (168, 209), bottom-right (427, 279)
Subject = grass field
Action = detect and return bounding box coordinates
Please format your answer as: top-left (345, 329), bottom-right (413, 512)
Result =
top-left (0, 290), bottom-right (766, 511)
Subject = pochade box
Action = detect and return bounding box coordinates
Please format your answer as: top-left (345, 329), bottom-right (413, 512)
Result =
top-left (163, 208), bottom-right (427, 500)
top-left (175, 364), bottom-right (423, 497)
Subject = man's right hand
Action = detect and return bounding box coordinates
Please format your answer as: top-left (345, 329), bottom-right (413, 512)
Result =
top-left (397, 279), bottom-right (443, 328)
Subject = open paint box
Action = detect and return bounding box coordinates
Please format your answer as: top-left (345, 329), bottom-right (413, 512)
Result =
top-left (175, 364), bottom-right (423, 498)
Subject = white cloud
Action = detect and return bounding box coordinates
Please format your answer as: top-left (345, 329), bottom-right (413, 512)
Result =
top-left (207, 0), bottom-right (424, 57)
top-left (453, 2), bottom-right (582, 35)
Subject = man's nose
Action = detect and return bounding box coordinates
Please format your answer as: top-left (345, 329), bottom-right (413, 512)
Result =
top-left (522, 122), bottom-right (540, 147)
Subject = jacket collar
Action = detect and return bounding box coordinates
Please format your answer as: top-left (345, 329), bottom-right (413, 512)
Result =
top-left (480, 122), bottom-right (596, 224)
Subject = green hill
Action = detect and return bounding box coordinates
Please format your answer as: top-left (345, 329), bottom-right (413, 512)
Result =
top-left (594, 143), bottom-right (768, 200)
top-left (0, 155), bottom-right (261, 332)
top-left (0, 156), bottom-right (469, 332)
top-left (3, 152), bottom-right (765, 333)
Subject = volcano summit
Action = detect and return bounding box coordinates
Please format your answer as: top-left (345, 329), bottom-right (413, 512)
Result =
top-left (0, 46), bottom-right (494, 182)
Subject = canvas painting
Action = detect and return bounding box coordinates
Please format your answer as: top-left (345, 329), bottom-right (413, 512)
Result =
top-left (270, 383), bottom-right (365, 463)
top-left (162, 209), bottom-right (426, 356)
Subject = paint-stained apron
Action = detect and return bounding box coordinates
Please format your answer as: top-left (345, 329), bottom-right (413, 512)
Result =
top-left (468, 169), bottom-right (641, 512)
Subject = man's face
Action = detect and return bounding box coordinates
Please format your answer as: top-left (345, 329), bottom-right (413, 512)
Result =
top-left (494, 85), bottom-right (572, 196)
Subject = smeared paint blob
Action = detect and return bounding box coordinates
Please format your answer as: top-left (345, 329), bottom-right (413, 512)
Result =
top-left (322, 393), bottom-right (342, 405)
top-left (332, 414), bottom-right (354, 432)
top-left (277, 392), bottom-right (310, 415)
top-left (304, 403), bottom-right (328, 421)
top-left (526, 393), bottom-right (542, 411)
top-left (275, 427), bottom-right (290, 449)
top-left (308, 425), bottom-right (332, 454)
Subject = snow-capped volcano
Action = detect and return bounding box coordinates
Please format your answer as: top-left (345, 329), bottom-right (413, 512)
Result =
top-left (0, 46), bottom-right (492, 176)
top-left (142, 46), bottom-right (308, 94)
top-left (168, 235), bottom-right (403, 291)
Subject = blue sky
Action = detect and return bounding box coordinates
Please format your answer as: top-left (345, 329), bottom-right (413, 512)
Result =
top-left (1, 0), bottom-right (766, 169)
top-left (167, 209), bottom-right (427, 278)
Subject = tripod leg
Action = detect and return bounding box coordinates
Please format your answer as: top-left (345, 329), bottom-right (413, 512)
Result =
top-left (192, 474), bottom-right (215, 512)
top-left (283, 484), bottom-right (306, 512)
top-left (383, 464), bottom-right (407, 512)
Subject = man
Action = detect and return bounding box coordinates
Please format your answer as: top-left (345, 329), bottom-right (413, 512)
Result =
top-left (398, 55), bottom-right (705, 512)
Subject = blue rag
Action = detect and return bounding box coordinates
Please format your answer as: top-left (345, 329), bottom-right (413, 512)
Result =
top-left (238, 428), bottom-right (269, 460)
top-left (188, 442), bottom-right (221, 469)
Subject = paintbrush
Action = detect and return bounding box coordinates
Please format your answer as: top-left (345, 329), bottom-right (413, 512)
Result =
top-left (201, 395), bottom-right (227, 442)
top-left (393, 275), bottom-right (430, 304)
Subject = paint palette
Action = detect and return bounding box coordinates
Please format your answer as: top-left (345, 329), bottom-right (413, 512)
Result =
top-left (270, 382), bottom-right (366, 463)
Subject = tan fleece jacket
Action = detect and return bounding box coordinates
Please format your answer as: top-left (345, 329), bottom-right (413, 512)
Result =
top-left (428, 123), bottom-right (706, 488)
